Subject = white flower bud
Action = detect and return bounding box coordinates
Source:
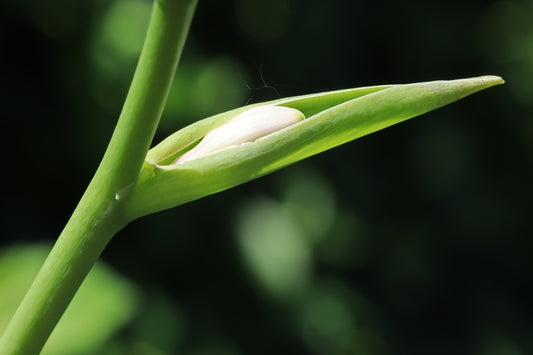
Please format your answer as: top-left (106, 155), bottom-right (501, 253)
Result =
top-left (174, 106), bottom-right (305, 164)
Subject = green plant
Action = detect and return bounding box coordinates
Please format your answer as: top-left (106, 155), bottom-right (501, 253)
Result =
top-left (0, 0), bottom-right (503, 353)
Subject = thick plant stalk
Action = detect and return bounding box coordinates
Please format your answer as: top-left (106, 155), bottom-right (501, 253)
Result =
top-left (0, 0), bottom-right (198, 353)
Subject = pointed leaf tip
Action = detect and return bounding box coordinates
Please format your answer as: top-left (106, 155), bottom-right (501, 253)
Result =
top-left (464, 75), bottom-right (504, 88)
top-left (480, 75), bottom-right (504, 85)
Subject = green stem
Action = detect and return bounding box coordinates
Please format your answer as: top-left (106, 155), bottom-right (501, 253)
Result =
top-left (99, 0), bottom-right (198, 194)
top-left (0, 0), bottom-right (198, 353)
top-left (0, 198), bottom-right (126, 354)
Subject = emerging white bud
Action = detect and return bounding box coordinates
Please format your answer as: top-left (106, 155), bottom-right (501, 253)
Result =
top-left (174, 106), bottom-right (305, 164)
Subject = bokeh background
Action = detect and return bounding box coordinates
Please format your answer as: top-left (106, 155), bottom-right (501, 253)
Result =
top-left (1, 0), bottom-right (532, 354)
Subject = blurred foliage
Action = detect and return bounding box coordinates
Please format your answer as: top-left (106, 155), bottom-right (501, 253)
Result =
top-left (1, 0), bottom-right (532, 354)
top-left (0, 244), bottom-right (139, 354)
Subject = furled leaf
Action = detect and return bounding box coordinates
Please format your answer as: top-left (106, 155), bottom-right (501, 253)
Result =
top-left (121, 76), bottom-right (503, 219)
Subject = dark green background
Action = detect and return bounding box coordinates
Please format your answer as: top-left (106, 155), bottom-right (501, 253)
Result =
top-left (1, 0), bottom-right (532, 354)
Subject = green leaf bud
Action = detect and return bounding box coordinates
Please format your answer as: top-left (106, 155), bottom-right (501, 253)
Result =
top-left (121, 76), bottom-right (504, 219)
